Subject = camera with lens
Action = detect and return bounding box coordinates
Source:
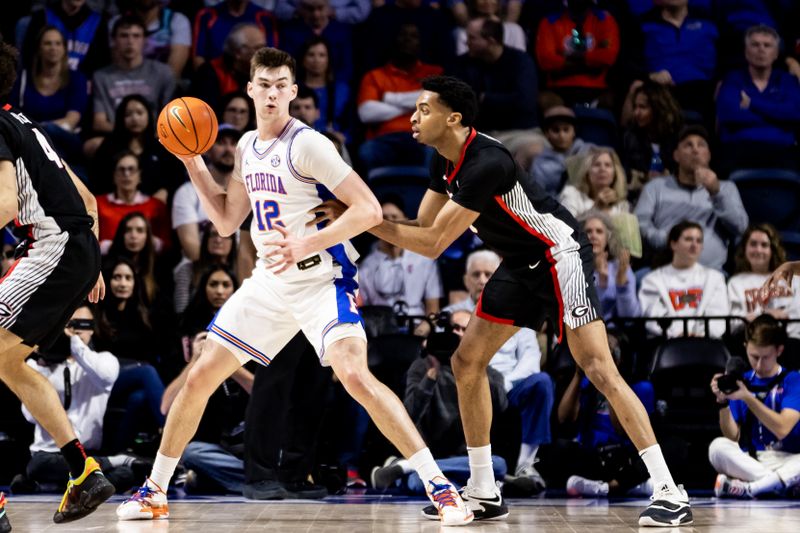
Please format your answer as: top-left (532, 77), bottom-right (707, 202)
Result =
top-left (34, 332), bottom-right (72, 365)
top-left (425, 311), bottom-right (460, 366)
top-left (717, 357), bottom-right (748, 395)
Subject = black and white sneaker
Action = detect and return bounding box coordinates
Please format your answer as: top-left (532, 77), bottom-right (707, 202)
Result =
top-left (638, 484), bottom-right (693, 527)
top-left (422, 480), bottom-right (508, 522)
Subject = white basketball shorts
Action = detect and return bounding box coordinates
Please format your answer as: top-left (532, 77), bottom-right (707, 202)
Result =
top-left (206, 263), bottom-right (366, 366)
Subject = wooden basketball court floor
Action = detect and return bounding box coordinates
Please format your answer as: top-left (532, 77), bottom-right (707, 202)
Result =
top-left (4, 494), bottom-right (800, 532)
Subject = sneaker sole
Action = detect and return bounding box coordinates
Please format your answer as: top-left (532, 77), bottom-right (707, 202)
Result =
top-left (638, 515), bottom-right (694, 527)
top-left (422, 508), bottom-right (509, 521)
top-left (53, 478), bottom-right (116, 524)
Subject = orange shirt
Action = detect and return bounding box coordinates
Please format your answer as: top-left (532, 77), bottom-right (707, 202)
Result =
top-left (358, 61), bottom-right (443, 139)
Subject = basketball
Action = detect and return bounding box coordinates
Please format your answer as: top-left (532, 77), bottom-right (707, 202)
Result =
top-left (157, 97), bottom-right (218, 156)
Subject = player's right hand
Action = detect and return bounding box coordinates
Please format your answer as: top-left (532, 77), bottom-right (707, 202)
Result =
top-left (307, 199), bottom-right (346, 227)
top-left (88, 273), bottom-right (106, 303)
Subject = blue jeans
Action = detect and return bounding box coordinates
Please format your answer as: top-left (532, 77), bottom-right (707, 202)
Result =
top-left (508, 373), bottom-right (554, 447)
top-left (106, 363), bottom-right (166, 452)
top-left (182, 441), bottom-right (244, 494)
top-left (406, 456), bottom-right (508, 494)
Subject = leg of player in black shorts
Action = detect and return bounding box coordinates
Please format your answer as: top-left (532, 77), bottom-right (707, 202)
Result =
top-left (0, 231), bottom-right (114, 525)
top-left (445, 252), bottom-right (692, 527)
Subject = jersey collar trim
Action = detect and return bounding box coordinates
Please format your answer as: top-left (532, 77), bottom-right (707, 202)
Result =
top-left (446, 127), bottom-right (477, 185)
top-left (251, 118), bottom-right (295, 160)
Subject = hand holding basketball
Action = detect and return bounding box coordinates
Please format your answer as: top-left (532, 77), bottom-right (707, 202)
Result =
top-left (157, 97), bottom-right (218, 157)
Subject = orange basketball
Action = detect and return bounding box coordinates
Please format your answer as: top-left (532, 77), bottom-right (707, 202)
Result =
top-left (157, 97), bottom-right (218, 156)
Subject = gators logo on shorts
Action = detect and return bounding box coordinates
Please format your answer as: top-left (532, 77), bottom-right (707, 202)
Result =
top-left (0, 302), bottom-right (12, 318)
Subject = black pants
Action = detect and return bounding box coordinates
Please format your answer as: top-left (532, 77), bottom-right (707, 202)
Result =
top-left (537, 439), bottom-right (649, 495)
top-left (26, 451), bottom-right (133, 492)
top-left (244, 333), bottom-right (332, 484)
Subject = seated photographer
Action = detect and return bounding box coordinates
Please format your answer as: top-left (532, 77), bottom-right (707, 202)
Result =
top-left (710, 315), bottom-right (800, 498)
top-left (15, 304), bottom-right (140, 493)
top-left (370, 310), bottom-right (508, 494)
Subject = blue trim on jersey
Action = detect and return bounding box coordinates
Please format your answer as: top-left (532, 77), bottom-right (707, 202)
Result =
top-left (315, 183), bottom-right (358, 280)
top-left (286, 127), bottom-right (318, 184)
top-left (251, 119), bottom-right (295, 160)
top-left (334, 277), bottom-right (362, 325)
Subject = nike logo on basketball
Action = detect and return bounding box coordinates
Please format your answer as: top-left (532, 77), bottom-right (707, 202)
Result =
top-left (170, 106), bottom-right (190, 131)
top-left (528, 260), bottom-right (541, 270)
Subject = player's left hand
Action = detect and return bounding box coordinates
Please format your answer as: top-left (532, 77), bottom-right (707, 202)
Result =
top-left (264, 224), bottom-right (310, 274)
top-left (724, 380), bottom-right (749, 401)
top-left (88, 273), bottom-right (105, 303)
top-left (307, 199), bottom-right (346, 227)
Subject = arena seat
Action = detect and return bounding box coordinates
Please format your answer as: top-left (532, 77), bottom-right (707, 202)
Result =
top-left (649, 337), bottom-right (730, 433)
top-left (572, 106), bottom-right (619, 150)
top-left (367, 334), bottom-right (423, 397)
top-left (730, 169), bottom-right (800, 231)
top-left (780, 231), bottom-right (800, 261)
top-left (359, 305), bottom-right (399, 338)
top-left (367, 166), bottom-right (430, 218)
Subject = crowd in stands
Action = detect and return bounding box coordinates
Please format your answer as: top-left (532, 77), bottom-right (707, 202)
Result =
top-left (2, 0), bottom-right (800, 501)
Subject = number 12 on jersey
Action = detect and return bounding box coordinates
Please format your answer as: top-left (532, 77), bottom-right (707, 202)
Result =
top-left (254, 200), bottom-right (284, 231)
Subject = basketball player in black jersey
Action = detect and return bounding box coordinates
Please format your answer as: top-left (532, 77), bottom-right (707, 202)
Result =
top-left (0, 41), bottom-right (114, 529)
top-left (313, 76), bottom-right (692, 526)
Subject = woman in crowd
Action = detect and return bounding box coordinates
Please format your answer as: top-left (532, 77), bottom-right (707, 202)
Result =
top-left (621, 80), bottom-right (683, 188)
top-left (638, 221), bottom-right (729, 338)
top-left (728, 224), bottom-right (800, 337)
top-left (95, 257), bottom-right (166, 453)
top-left (173, 223), bottom-right (238, 313)
top-left (297, 36), bottom-right (350, 143)
top-left (580, 211), bottom-right (640, 322)
top-left (96, 150), bottom-right (171, 253)
top-left (217, 91), bottom-right (254, 132)
top-left (10, 25), bottom-right (88, 168)
top-left (560, 147), bottom-right (630, 218)
top-left (179, 265), bottom-right (238, 336)
top-left (106, 212), bottom-right (163, 305)
top-left (92, 94), bottom-right (183, 202)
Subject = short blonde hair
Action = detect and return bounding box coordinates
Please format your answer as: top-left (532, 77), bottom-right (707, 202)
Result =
top-left (575, 147), bottom-right (628, 202)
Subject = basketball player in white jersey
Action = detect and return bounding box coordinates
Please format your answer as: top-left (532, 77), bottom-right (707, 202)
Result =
top-left (117, 48), bottom-right (472, 526)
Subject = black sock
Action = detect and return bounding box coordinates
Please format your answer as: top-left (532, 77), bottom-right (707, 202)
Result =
top-left (60, 439), bottom-right (87, 479)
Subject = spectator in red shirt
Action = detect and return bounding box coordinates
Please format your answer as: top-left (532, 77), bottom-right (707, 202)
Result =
top-left (357, 23), bottom-right (442, 170)
top-left (534, 0), bottom-right (620, 106)
top-left (96, 151), bottom-right (171, 254)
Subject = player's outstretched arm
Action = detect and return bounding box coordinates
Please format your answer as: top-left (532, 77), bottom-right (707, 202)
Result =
top-left (0, 160), bottom-right (19, 228)
top-left (371, 199), bottom-right (480, 259)
top-left (182, 155), bottom-right (251, 236)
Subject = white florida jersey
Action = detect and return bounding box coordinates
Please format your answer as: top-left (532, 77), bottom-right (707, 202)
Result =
top-left (232, 119), bottom-right (360, 283)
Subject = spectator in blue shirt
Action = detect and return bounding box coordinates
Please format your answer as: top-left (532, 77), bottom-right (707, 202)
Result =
top-left (279, 0), bottom-right (354, 82)
top-left (639, 0), bottom-right (718, 121)
top-left (710, 315), bottom-right (800, 498)
top-left (716, 24), bottom-right (800, 175)
top-left (192, 0), bottom-right (278, 69)
top-left (11, 25), bottom-right (88, 174)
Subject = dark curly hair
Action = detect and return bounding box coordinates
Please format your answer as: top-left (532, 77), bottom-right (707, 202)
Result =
top-left (0, 41), bottom-right (18, 101)
top-left (632, 80), bottom-right (683, 143)
top-left (421, 76), bottom-right (479, 127)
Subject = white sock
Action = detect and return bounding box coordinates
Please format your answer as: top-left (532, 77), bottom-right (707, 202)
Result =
top-left (396, 459), bottom-right (413, 475)
top-left (468, 444), bottom-right (495, 493)
top-left (748, 472), bottom-right (783, 496)
top-left (409, 448), bottom-right (444, 487)
top-left (148, 452), bottom-right (180, 492)
top-left (516, 443), bottom-right (539, 473)
top-left (639, 444), bottom-right (678, 494)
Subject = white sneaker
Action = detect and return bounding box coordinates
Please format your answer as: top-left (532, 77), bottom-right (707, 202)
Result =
top-left (423, 476), bottom-right (474, 526)
top-left (714, 474), bottom-right (752, 499)
top-left (638, 484), bottom-right (692, 527)
top-left (566, 475), bottom-right (609, 497)
top-left (116, 479), bottom-right (169, 520)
